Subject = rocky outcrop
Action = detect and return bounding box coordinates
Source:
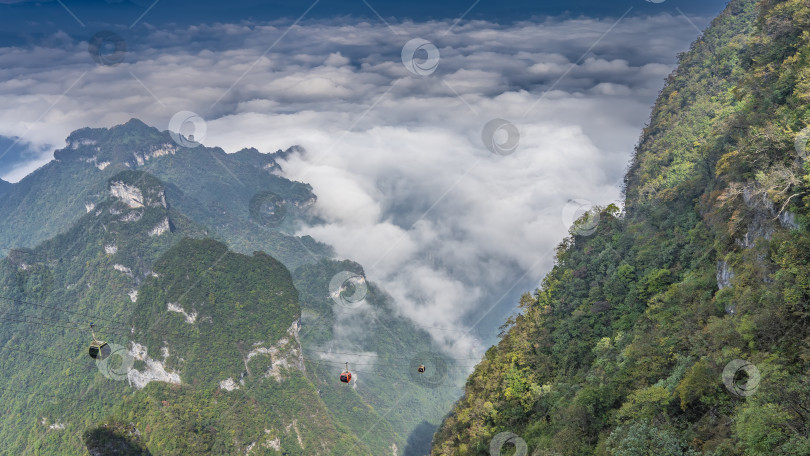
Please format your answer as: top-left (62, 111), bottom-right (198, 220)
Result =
top-left (265, 437), bottom-right (281, 451)
top-left (113, 264), bottom-right (133, 276)
top-left (716, 260), bottom-right (734, 290)
top-left (68, 138), bottom-right (97, 149)
top-left (737, 184), bottom-right (778, 248)
top-left (110, 182), bottom-right (145, 208)
top-left (48, 422), bottom-right (65, 430)
top-left (109, 176), bottom-right (167, 209)
top-left (167, 302), bottom-right (197, 323)
top-left (148, 217), bottom-right (170, 237)
top-left (245, 319), bottom-right (304, 382)
top-left (76, 154), bottom-right (108, 170)
top-left (127, 342), bottom-right (181, 389)
top-left (133, 145), bottom-right (178, 166)
top-left (119, 210), bottom-right (143, 222)
top-left (779, 210), bottom-right (799, 230)
top-left (219, 377), bottom-right (239, 391)
top-left (736, 185), bottom-right (801, 248)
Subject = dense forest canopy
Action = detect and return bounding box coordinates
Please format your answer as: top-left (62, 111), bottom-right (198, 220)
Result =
top-left (432, 0), bottom-right (810, 454)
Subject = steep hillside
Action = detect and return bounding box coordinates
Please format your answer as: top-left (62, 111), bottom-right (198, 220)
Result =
top-left (0, 133), bottom-right (465, 452)
top-left (293, 259), bottom-right (468, 455)
top-left (0, 178), bottom-right (10, 196)
top-left (432, 0), bottom-right (810, 454)
top-left (0, 171), bottom-right (371, 454)
top-left (87, 238), bottom-right (368, 455)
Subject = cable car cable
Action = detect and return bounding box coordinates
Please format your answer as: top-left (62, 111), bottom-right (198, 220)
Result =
top-left (0, 311), bottom-right (485, 375)
top-left (0, 294), bottom-right (132, 328)
top-left (0, 296), bottom-right (487, 364)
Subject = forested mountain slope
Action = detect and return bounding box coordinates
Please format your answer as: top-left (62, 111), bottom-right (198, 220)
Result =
top-left (0, 171), bottom-right (373, 454)
top-left (432, 0), bottom-right (810, 454)
top-left (0, 123), bottom-right (464, 452)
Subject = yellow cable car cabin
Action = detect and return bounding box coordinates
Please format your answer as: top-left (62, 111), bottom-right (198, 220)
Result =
top-left (88, 323), bottom-right (111, 360)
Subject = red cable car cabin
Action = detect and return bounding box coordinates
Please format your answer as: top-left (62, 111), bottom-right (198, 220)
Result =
top-left (340, 362), bottom-right (352, 383)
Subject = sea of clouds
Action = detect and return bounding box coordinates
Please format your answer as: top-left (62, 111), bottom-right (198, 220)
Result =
top-left (0, 11), bottom-right (711, 355)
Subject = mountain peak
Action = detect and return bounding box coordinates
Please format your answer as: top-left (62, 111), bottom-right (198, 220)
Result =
top-left (122, 117), bottom-right (151, 129)
top-left (109, 118), bottom-right (162, 138)
top-left (232, 147), bottom-right (281, 172)
top-left (55, 119), bottom-right (177, 168)
top-left (272, 145), bottom-right (305, 161)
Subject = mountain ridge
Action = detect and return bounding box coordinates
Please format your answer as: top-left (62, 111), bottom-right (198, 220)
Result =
top-left (0, 118), bottom-right (328, 270)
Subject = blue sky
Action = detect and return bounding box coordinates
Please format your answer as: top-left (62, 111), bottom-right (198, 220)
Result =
top-left (1, 0), bottom-right (728, 47)
top-left (1, 0), bottom-right (728, 21)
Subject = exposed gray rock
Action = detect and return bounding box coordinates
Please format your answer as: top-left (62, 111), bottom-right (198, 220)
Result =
top-left (737, 184), bottom-right (778, 248)
top-left (127, 342), bottom-right (181, 389)
top-left (717, 260), bottom-right (733, 290)
top-left (148, 217), bottom-right (170, 236)
top-left (779, 210), bottom-right (799, 230)
top-left (109, 182), bottom-right (145, 208)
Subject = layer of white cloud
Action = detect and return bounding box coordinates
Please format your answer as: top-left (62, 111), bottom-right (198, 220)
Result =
top-left (0, 14), bottom-right (710, 355)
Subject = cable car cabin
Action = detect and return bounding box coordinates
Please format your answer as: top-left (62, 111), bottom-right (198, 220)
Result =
top-left (417, 365), bottom-right (426, 373)
top-left (89, 340), bottom-right (111, 360)
top-left (88, 323), bottom-right (111, 360)
top-left (340, 362), bottom-right (352, 383)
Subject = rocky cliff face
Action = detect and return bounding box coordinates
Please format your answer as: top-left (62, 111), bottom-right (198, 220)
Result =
top-left (110, 182), bottom-right (147, 208)
top-left (109, 172), bottom-right (168, 209)
top-left (105, 171), bottom-right (173, 246)
top-left (127, 343), bottom-right (182, 390)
